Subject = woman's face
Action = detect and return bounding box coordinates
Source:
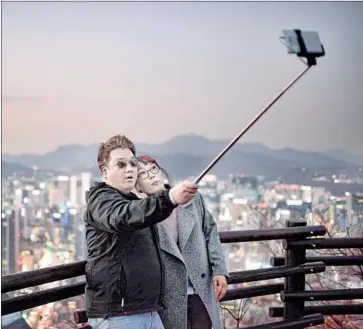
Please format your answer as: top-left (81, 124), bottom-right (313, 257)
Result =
top-left (136, 162), bottom-right (165, 196)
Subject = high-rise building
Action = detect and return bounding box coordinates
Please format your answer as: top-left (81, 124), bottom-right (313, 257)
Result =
top-left (14, 188), bottom-right (23, 206)
top-left (229, 174), bottom-right (259, 202)
top-left (48, 175), bottom-right (72, 206)
top-left (346, 193), bottom-right (363, 236)
top-left (81, 172), bottom-right (92, 206)
top-left (57, 175), bottom-right (70, 200)
top-left (2, 209), bottom-right (21, 274)
top-left (69, 172), bottom-right (93, 206)
top-left (75, 217), bottom-right (87, 260)
top-left (333, 196), bottom-right (348, 230)
top-left (69, 176), bottom-right (79, 206)
top-left (38, 182), bottom-right (48, 205)
top-left (1, 212), bottom-right (9, 275)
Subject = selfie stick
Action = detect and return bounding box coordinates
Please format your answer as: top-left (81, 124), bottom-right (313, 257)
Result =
top-left (194, 65), bottom-right (311, 184)
top-left (194, 29), bottom-right (325, 185)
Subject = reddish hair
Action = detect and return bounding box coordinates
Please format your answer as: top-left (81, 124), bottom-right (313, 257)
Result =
top-left (137, 155), bottom-right (173, 185)
top-left (137, 155), bottom-right (159, 166)
top-left (97, 135), bottom-right (136, 172)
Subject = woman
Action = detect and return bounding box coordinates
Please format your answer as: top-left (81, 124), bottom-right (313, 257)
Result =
top-left (136, 155), bottom-right (229, 329)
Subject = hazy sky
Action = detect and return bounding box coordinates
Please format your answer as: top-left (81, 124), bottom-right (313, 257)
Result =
top-left (2, 1), bottom-right (363, 155)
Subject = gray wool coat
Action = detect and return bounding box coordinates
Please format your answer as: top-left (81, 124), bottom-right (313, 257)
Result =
top-left (158, 193), bottom-right (229, 329)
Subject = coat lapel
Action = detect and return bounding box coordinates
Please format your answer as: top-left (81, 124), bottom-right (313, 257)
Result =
top-left (158, 221), bottom-right (185, 264)
top-left (177, 200), bottom-right (196, 253)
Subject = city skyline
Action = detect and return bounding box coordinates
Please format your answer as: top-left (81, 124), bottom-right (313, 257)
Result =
top-left (2, 1), bottom-right (363, 154)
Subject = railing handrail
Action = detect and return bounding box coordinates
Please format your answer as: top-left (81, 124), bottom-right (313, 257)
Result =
top-left (241, 314), bottom-right (325, 329)
top-left (2, 223), bottom-right (363, 329)
top-left (270, 255), bottom-right (363, 267)
top-left (2, 281), bottom-right (86, 316)
top-left (2, 260), bottom-right (86, 294)
top-left (1, 262), bottom-right (327, 316)
top-left (219, 225), bottom-right (327, 243)
top-left (282, 237), bottom-right (363, 250)
top-left (228, 262), bottom-right (325, 284)
top-left (2, 225), bottom-right (327, 293)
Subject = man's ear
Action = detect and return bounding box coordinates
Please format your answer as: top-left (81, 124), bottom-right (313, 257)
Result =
top-left (101, 166), bottom-right (107, 179)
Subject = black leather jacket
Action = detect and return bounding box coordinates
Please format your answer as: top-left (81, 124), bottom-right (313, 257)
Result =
top-left (84, 182), bottom-right (176, 318)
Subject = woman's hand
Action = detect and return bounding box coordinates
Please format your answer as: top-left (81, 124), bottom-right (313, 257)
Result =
top-left (213, 275), bottom-right (228, 301)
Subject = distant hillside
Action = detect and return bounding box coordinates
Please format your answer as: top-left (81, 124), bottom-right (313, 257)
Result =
top-left (3, 134), bottom-right (361, 170)
top-left (2, 161), bottom-right (35, 178)
top-left (322, 148), bottom-right (363, 166)
top-left (2, 161), bottom-right (60, 179)
top-left (2, 135), bottom-right (361, 183)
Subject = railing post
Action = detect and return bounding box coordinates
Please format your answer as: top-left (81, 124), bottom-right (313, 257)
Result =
top-left (284, 219), bottom-right (307, 320)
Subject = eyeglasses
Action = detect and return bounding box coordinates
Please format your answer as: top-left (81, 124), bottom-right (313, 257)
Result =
top-left (114, 158), bottom-right (139, 169)
top-left (138, 165), bottom-right (160, 179)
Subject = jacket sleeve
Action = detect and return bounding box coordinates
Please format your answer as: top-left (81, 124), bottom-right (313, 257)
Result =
top-left (198, 194), bottom-right (230, 279)
top-left (88, 187), bottom-right (176, 233)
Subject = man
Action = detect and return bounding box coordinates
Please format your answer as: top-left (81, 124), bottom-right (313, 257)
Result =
top-left (84, 134), bottom-right (199, 329)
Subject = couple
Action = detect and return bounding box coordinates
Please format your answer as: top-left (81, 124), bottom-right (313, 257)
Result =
top-left (84, 134), bottom-right (229, 329)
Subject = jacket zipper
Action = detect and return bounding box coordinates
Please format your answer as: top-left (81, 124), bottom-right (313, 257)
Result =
top-left (151, 225), bottom-right (165, 302)
top-left (120, 264), bottom-right (127, 310)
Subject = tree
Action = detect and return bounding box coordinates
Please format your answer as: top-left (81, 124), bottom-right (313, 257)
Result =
top-left (219, 202), bottom-right (362, 329)
top-left (219, 205), bottom-right (284, 328)
top-left (307, 230), bottom-right (363, 328)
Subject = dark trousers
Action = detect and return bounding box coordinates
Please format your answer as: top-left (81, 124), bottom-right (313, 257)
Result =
top-left (187, 294), bottom-right (212, 329)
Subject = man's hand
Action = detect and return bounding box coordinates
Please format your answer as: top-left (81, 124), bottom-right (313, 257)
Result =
top-left (169, 180), bottom-right (199, 205)
top-left (213, 275), bottom-right (227, 301)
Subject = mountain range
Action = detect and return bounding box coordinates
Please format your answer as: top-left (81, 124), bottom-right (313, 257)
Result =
top-left (2, 134), bottom-right (363, 182)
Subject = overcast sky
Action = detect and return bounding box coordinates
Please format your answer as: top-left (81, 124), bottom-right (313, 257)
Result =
top-left (2, 1), bottom-right (363, 155)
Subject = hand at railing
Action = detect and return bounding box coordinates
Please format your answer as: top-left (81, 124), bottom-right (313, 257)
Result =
top-left (213, 275), bottom-right (228, 301)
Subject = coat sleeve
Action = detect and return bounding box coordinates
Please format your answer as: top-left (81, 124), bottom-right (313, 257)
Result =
top-left (197, 194), bottom-right (230, 278)
top-left (88, 187), bottom-right (176, 233)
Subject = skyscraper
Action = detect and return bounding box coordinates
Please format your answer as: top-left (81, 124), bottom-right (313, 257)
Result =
top-left (80, 172), bottom-right (92, 206)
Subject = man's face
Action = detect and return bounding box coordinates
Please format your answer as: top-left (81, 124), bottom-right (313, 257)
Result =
top-left (103, 148), bottom-right (138, 193)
